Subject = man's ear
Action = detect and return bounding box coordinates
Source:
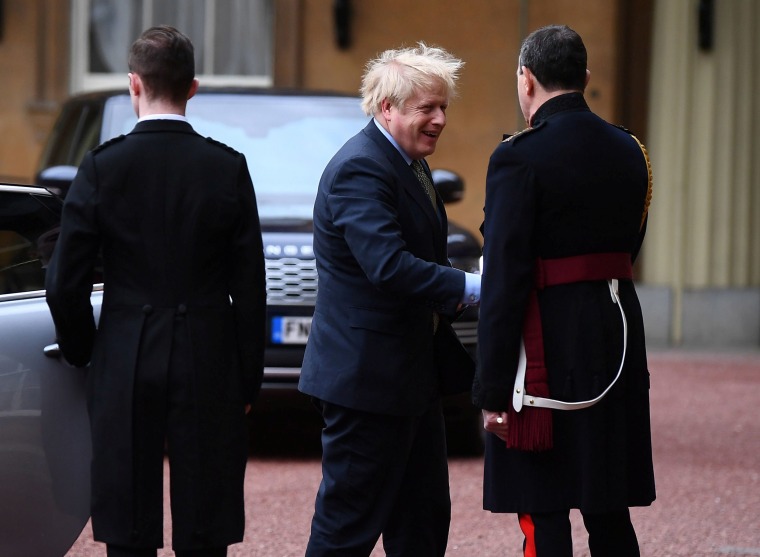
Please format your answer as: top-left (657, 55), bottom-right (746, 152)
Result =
top-left (128, 72), bottom-right (141, 96)
top-left (187, 78), bottom-right (200, 100)
top-left (383, 98), bottom-right (400, 118)
top-left (521, 66), bottom-right (535, 97)
top-left (584, 69), bottom-right (591, 89)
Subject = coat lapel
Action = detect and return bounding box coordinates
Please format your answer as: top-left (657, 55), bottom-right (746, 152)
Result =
top-left (362, 122), bottom-right (447, 246)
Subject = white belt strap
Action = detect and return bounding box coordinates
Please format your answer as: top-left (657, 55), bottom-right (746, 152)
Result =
top-left (512, 279), bottom-right (627, 412)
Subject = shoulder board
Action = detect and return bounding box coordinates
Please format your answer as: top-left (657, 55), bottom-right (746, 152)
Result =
top-left (205, 136), bottom-right (241, 155)
top-left (502, 127), bottom-right (532, 143)
top-left (92, 134), bottom-right (126, 153)
top-left (501, 121), bottom-right (545, 144)
top-left (611, 123), bottom-right (634, 135)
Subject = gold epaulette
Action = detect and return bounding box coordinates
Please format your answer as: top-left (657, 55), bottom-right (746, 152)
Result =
top-left (630, 134), bottom-right (653, 230)
top-left (503, 127), bottom-right (533, 143)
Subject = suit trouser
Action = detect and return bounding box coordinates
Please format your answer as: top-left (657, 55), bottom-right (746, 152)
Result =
top-left (305, 399), bottom-right (451, 557)
top-left (518, 508), bottom-right (640, 557)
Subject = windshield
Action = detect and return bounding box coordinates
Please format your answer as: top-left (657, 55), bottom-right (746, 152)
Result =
top-left (103, 93), bottom-right (369, 219)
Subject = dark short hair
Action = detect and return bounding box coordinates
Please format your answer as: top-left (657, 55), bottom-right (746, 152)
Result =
top-left (128, 25), bottom-right (195, 104)
top-left (518, 25), bottom-right (587, 92)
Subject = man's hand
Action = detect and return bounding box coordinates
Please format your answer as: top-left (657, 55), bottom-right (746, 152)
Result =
top-left (482, 409), bottom-right (509, 442)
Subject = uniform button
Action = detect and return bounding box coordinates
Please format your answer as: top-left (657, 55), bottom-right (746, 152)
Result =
top-left (142, 304), bottom-right (153, 315)
top-left (177, 304), bottom-right (187, 316)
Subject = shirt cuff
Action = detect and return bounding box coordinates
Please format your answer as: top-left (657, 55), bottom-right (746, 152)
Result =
top-left (461, 272), bottom-right (481, 305)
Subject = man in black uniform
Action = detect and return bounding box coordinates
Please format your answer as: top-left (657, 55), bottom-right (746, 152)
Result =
top-left (474, 25), bottom-right (655, 556)
top-left (46, 26), bottom-right (266, 557)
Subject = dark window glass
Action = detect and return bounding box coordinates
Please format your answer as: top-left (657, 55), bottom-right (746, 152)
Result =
top-left (0, 192), bottom-right (61, 295)
top-left (37, 102), bottom-right (104, 170)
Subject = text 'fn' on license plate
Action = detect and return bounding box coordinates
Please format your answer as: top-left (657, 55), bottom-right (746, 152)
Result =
top-left (271, 316), bottom-right (312, 344)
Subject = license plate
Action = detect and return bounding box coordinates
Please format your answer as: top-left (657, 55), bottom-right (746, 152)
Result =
top-left (271, 316), bottom-right (312, 344)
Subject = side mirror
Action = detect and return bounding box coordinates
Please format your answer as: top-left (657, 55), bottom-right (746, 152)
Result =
top-left (432, 169), bottom-right (465, 204)
top-left (36, 166), bottom-right (78, 197)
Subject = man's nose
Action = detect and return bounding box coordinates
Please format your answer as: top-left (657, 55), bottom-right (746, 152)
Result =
top-left (432, 107), bottom-right (446, 125)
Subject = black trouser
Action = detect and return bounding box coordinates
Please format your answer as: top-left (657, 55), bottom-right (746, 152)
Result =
top-left (518, 509), bottom-right (640, 557)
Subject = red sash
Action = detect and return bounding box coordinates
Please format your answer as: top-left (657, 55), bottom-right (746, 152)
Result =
top-left (506, 252), bottom-right (633, 451)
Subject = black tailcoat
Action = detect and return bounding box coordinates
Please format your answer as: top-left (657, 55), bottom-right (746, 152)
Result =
top-left (46, 120), bottom-right (266, 549)
top-left (474, 94), bottom-right (656, 513)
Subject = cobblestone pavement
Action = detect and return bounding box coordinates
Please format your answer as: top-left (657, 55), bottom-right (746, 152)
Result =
top-left (64, 349), bottom-right (760, 557)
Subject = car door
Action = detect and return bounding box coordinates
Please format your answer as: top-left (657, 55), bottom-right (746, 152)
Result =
top-left (0, 184), bottom-right (92, 557)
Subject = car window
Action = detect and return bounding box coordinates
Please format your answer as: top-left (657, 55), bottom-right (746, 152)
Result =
top-left (101, 94), bottom-right (369, 220)
top-left (0, 191), bottom-right (62, 295)
top-left (38, 102), bottom-right (104, 170)
top-left (0, 230), bottom-right (49, 294)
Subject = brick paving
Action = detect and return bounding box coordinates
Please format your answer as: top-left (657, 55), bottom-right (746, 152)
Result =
top-left (64, 349), bottom-right (760, 556)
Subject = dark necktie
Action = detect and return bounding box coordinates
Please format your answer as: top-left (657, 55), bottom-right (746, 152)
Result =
top-left (411, 159), bottom-right (437, 211)
top-left (411, 159), bottom-right (441, 332)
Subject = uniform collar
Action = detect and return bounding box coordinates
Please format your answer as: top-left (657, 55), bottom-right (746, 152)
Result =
top-left (532, 92), bottom-right (589, 127)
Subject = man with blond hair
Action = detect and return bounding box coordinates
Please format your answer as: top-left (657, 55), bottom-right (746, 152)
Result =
top-left (299, 43), bottom-right (480, 556)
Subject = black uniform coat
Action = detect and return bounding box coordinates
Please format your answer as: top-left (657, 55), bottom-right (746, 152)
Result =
top-left (474, 94), bottom-right (656, 513)
top-left (46, 119), bottom-right (266, 549)
top-left (299, 120), bottom-right (466, 415)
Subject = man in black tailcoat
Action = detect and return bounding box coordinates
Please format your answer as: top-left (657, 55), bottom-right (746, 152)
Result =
top-left (474, 25), bottom-right (656, 556)
top-left (46, 26), bottom-right (266, 557)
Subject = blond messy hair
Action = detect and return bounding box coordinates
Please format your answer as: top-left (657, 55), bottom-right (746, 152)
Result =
top-left (360, 42), bottom-right (464, 116)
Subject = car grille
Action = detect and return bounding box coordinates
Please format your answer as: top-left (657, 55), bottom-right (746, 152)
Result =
top-left (264, 258), bottom-right (478, 347)
top-left (452, 320), bottom-right (477, 345)
top-left (265, 258), bottom-right (318, 305)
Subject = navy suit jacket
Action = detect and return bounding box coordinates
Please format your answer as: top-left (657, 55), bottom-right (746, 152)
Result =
top-left (298, 120), bottom-right (465, 415)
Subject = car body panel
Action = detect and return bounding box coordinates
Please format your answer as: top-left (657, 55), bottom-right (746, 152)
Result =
top-left (0, 185), bottom-right (92, 557)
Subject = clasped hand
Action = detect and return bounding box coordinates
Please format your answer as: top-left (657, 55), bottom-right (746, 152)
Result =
top-left (482, 409), bottom-right (509, 442)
